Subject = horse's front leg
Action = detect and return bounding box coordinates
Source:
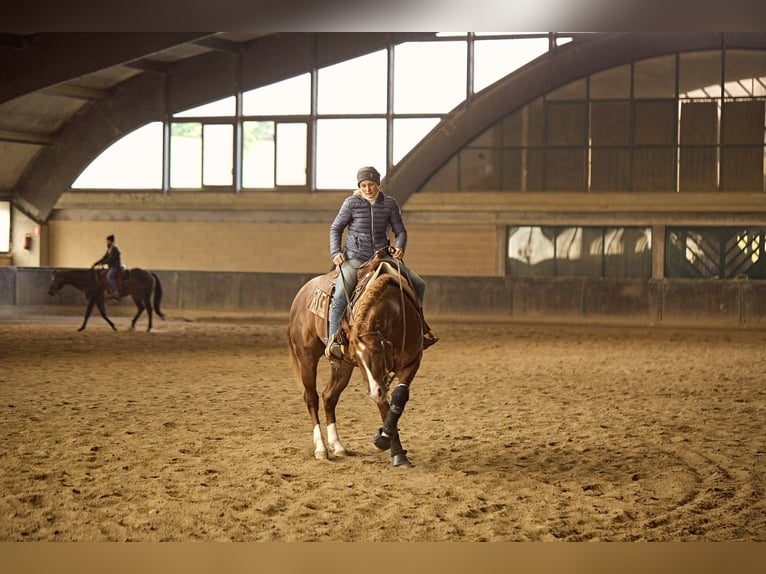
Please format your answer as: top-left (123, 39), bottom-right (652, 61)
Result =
top-left (87, 298), bottom-right (116, 331)
top-left (292, 344), bottom-right (328, 460)
top-left (373, 357), bottom-right (420, 466)
top-left (322, 361), bottom-right (354, 457)
top-left (372, 382), bottom-right (413, 467)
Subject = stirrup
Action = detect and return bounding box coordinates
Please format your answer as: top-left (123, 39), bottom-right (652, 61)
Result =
top-left (422, 331), bottom-right (439, 350)
top-left (325, 334), bottom-right (343, 359)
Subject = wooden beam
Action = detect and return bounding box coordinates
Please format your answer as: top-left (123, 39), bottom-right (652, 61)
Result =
top-left (0, 129), bottom-right (54, 145)
top-left (41, 84), bottom-right (107, 101)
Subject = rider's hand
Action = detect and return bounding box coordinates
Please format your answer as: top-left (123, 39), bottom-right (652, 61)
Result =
top-left (391, 247), bottom-right (404, 260)
top-left (332, 253), bottom-right (345, 266)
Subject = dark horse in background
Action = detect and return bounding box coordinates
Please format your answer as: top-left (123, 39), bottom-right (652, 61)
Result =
top-left (48, 267), bottom-right (165, 332)
top-left (287, 250), bottom-right (425, 467)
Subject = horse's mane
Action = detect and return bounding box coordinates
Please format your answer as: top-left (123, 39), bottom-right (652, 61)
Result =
top-left (350, 274), bottom-right (399, 329)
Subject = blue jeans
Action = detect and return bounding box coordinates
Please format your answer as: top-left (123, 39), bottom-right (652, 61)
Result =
top-left (107, 267), bottom-right (119, 292)
top-left (327, 256), bottom-right (426, 338)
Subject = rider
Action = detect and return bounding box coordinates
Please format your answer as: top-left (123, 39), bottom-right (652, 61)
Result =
top-left (325, 165), bottom-right (438, 359)
top-left (91, 234), bottom-right (122, 299)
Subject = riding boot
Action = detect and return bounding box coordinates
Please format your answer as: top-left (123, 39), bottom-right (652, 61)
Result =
top-left (423, 330), bottom-right (439, 350)
top-left (325, 294), bottom-right (347, 359)
top-left (324, 332), bottom-right (344, 359)
top-left (420, 314), bottom-right (438, 350)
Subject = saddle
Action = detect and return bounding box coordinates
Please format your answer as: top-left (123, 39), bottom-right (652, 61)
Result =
top-left (307, 253), bottom-right (419, 342)
top-left (95, 265), bottom-right (130, 291)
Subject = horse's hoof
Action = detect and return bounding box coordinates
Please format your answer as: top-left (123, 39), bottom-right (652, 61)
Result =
top-left (314, 450), bottom-right (328, 460)
top-left (391, 453), bottom-right (413, 467)
top-left (373, 428), bottom-right (391, 451)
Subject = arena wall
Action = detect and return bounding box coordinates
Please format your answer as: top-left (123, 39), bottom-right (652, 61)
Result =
top-left (3, 266), bottom-right (766, 328)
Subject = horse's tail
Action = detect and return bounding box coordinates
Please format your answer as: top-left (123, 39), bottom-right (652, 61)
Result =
top-left (151, 272), bottom-right (165, 319)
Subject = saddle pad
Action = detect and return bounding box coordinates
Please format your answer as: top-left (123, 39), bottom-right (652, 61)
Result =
top-left (308, 287), bottom-right (330, 319)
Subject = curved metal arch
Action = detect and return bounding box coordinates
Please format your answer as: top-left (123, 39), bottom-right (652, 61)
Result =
top-left (384, 32), bottom-right (766, 206)
top-left (15, 32), bottom-right (435, 222)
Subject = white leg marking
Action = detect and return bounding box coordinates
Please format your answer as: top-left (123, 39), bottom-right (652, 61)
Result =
top-left (326, 422), bottom-right (348, 457)
top-left (312, 424), bottom-right (327, 460)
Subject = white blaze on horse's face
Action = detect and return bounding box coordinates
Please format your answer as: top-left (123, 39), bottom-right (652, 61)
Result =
top-left (356, 340), bottom-right (385, 403)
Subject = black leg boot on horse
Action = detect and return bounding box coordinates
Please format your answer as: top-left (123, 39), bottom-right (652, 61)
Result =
top-left (373, 382), bottom-right (412, 467)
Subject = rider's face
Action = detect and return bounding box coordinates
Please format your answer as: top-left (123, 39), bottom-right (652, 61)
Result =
top-left (360, 180), bottom-right (379, 198)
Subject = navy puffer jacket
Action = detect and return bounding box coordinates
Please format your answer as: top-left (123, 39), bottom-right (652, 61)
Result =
top-left (329, 191), bottom-right (407, 262)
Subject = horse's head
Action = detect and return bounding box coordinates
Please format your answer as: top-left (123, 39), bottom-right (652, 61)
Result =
top-left (349, 329), bottom-right (396, 402)
top-left (47, 270), bottom-right (63, 296)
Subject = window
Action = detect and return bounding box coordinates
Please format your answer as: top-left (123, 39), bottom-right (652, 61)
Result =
top-left (174, 97), bottom-right (236, 118)
top-left (0, 201), bottom-right (10, 252)
top-left (242, 74), bottom-right (310, 116)
top-left (72, 122), bottom-right (163, 189)
top-left (473, 37), bottom-right (548, 93)
top-left (318, 52), bottom-right (387, 115)
top-left (666, 227), bottom-right (766, 279)
top-left (276, 123), bottom-right (307, 186)
top-left (242, 121), bottom-right (275, 188)
top-left (507, 226), bottom-right (652, 278)
top-left (394, 41), bottom-right (467, 113)
top-left (316, 118), bottom-right (386, 189)
top-left (170, 122), bottom-right (202, 188)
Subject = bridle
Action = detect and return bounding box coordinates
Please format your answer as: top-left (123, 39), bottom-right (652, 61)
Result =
top-left (354, 330), bottom-right (397, 390)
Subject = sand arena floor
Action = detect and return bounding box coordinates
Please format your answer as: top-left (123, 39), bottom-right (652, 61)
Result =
top-left (0, 313), bottom-right (764, 541)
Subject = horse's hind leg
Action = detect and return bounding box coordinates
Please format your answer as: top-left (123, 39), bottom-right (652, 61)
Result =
top-left (143, 295), bottom-right (153, 332)
top-left (130, 296), bottom-right (145, 331)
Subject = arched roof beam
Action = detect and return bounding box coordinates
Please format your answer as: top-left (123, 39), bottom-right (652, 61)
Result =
top-left (0, 33), bottom-right (213, 105)
top-left (14, 32), bottom-right (435, 222)
top-left (384, 32), bottom-right (766, 206)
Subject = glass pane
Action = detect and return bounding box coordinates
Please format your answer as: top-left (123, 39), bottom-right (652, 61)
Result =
top-left (556, 227), bottom-right (593, 276)
top-left (725, 50), bottom-right (766, 97)
top-left (634, 100), bottom-right (676, 145)
top-left (242, 121), bottom-right (275, 188)
top-left (590, 101), bottom-right (631, 145)
top-left (459, 148), bottom-right (501, 190)
top-left (393, 117), bottom-right (440, 164)
top-left (318, 51), bottom-right (387, 114)
top-left (545, 102), bottom-right (587, 145)
top-left (546, 78), bottom-right (586, 100)
top-left (174, 96), bottom-right (235, 117)
top-left (679, 50), bottom-right (722, 99)
top-left (276, 123), bottom-right (307, 186)
top-left (170, 122), bottom-right (201, 188)
top-left (604, 228), bottom-right (652, 277)
top-left (590, 65), bottom-right (631, 99)
top-left (420, 155), bottom-right (459, 192)
top-left (73, 122), bottom-right (163, 189)
top-left (634, 55), bottom-right (676, 99)
top-left (0, 201), bottom-right (9, 252)
top-left (507, 226), bottom-right (555, 276)
top-left (242, 73), bottom-right (310, 116)
top-left (473, 38), bottom-right (548, 92)
top-left (394, 41), bottom-right (467, 113)
top-left (203, 124), bottom-right (233, 186)
top-left (316, 118), bottom-right (386, 189)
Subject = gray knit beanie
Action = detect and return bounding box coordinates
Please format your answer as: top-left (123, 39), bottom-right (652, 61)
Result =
top-left (356, 166), bottom-right (381, 186)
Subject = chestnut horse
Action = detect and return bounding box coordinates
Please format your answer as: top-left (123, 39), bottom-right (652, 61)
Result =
top-left (47, 268), bottom-right (165, 332)
top-left (286, 252), bottom-right (424, 467)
